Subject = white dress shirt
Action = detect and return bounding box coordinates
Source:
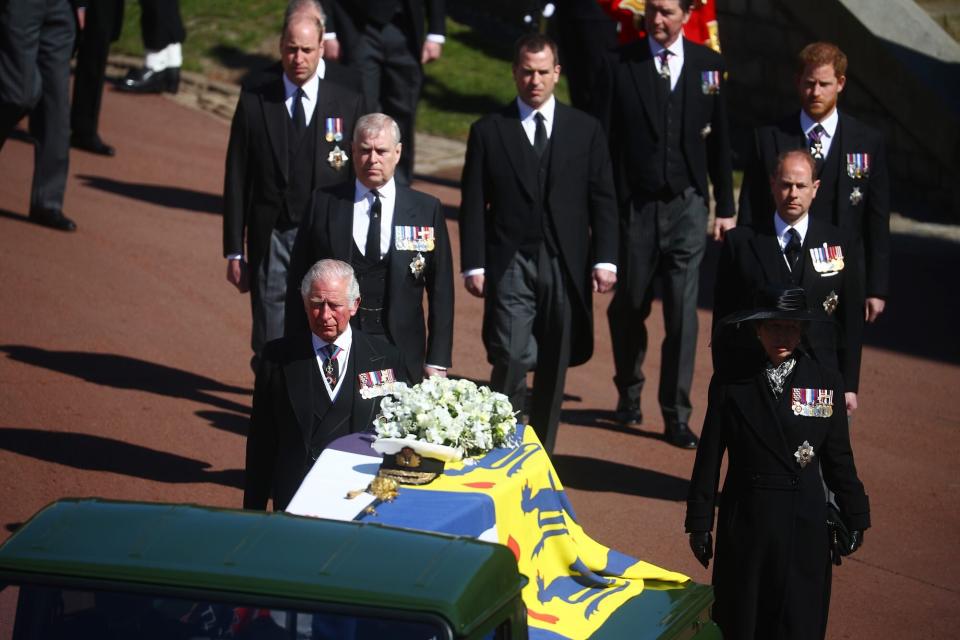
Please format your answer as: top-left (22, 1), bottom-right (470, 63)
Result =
top-left (800, 107), bottom-right (839, 160)
top-left (312, 324), bottom-right (353, 400)
top-left (352, 178), bottom-right (396, 259)
top-left (282, 69), bottom-right (322, 126)
top-left (774, 212), bottom-right (810, 270)
top-left (648, 36), bottom-right (685, 92)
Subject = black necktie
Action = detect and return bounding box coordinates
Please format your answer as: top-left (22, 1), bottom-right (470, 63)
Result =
top-left (291, 87), bottom-right (306, 137)
top-left (322, 344), bottom-right (341, 388)
top-left (784, 228), bottom-right (802, 272)
top-left (533, 112), bottom-right (547, 158)
top-left (365, 190), bottom-right (382, 259)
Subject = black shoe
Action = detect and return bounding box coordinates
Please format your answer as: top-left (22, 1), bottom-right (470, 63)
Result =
top-left (665, 422), bottom-right (699, 449)
top-left (615, 397), bottom-right (643, 425)
top-left (29, 209), bottom-right (76, 232)
top-left (118, 67), bottom-right (180, 94)
top-left (71, 134), bottom-right (115, 156)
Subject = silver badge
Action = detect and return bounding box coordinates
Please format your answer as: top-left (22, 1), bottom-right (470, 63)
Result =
top-left (849, 186), bottom-right (863, 205)
top-left (823, 290), bottom-right (839, 315)
top-left (328, 145), bottom-right (349, 170)
top-left (409, 252), bottom-right (425, 279)
top-left (700, 123), bottom-right (712, 139)
top-left (794, 440), bottom-right (815, 468)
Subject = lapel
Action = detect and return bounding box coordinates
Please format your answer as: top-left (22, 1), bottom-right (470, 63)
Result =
top-left (494, 102), bottom-right (536, 201)
top-left (829, 114), bottom-right (851, 219)
top-left (282, 336), bottom-right (320, 450)
top-left (729, 374), bottom-right (797, 471)
top-left (326, 184), bottom-right (356, 261)
top-left (627, 41), bottom-right (660, 134)
top-left (261, 76), bottom-right (290, 183)
top-left (681, 42), bottom-right (699, 135)
top-left (748, 226), bottom-right (786, 283)
top-left (349, 333), bottom-right (390, 432)
top-left (545, 103), bottom-right (572, 196)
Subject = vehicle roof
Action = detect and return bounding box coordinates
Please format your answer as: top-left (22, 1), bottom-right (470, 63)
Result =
top-left (0, 499), bottom-right (526, 635)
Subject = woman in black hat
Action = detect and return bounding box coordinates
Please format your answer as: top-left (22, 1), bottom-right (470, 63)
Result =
top-left (685, 283), bottom-right (870, 640)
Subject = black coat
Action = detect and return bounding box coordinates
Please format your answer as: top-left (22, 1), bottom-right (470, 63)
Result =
top-left (686, 355), bottom-right (870, 640)
top-left (459, 100), bottom-right (618, 367)
top-left (713, 217), bottom-right (864, 392)
top-left (600, 36), bottom-right (735, 218)
top-left (286, 183), bottom-right (454, 382)
top-left (738, 112), bottom-right (890, 299)
top-left (222, 72), bottom-right (363, 273)
top-left (244, 330), bottom-right (404, 511)
top-left (325, 0), bottom-right (445, 60)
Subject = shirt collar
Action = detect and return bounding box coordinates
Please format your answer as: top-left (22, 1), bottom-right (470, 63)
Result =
top-left (354, 178), bottom-right (396, 202)
top-left (800, 107), bottom-right (839, 139)
top-left (312, 322), bottom-right (353, 354)
top-left (774, 211), bottom-right (810, 244)
top-left (516, 94), bottom-right (556, 125)
top-left (648, 35), bottom-right (685, 63)
top-left (282, 69), bottom-right (320, 103)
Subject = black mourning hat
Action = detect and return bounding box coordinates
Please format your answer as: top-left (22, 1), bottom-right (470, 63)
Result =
top-left (718, 284), bottom-right (829, 327)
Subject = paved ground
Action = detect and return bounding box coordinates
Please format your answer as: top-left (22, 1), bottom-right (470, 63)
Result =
top-left (1, 84), bottom-right (959, 638)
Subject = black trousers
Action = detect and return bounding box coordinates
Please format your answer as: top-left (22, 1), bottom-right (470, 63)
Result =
top-left (485, 245), bottom-right (572, 455)
top-left (71, 0), bottom-right (123, 140)
top-left (138, 0), bottom-right (185, 51)
top-left (0, 0), bottom-right (75, 214)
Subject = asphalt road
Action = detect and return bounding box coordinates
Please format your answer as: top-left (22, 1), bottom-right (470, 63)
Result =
top-left (1, 87), bottom-right (958, 638)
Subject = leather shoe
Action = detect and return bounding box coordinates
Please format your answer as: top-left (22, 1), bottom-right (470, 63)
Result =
top-left (665, 421), bottom-right (699, 449)
top-left (118, 67), bottom-right (180, 94)
top-left (30, 209), bottom-right (77, 232)
top-left (615, 397), bottom-right (642, 425)
top-left (71, 134), bottom-right (115, 156)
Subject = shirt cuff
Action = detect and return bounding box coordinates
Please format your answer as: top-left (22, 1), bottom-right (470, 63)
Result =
top-left (593, 263), bottom-right (617, 274)
top-left (462, 268), bottom-right (485, 278)
top-left (424, 364), bottom-right (447, 371)
top-left (226, 254), bottom-right (244, 261)
top-left (324, 32), bottom-right (337, 41)
top-left (426, 34), bottom-right (445, 44)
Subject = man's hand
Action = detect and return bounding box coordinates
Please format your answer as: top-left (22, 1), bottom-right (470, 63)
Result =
top-left (324, 38), bottom-right (341, 61)
top-left (712, 216), bottom-right (736, 242)
top-left (688, 531), bottom-right (713, 569)
top-left (424, 366), bottom-right (448, 379)
top-left (592, 268), bottom-right (616, 294)
top-left (76, 6), bottom-right (86, 30)
top-left (845, 391), bottom-right (858, 416)
top-left (421, 41), bottom-right (442, 64)
top-left (865, 297), bottom-right (885, 323)
top-left (464, 274), bottom-right (485, 298)
top-left (227, 259), bottom-right (250, 293)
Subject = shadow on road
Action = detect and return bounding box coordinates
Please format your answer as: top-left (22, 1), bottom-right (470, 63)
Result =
top-left (0, 346), bottom-right (251, 415)
top-left (195, 410), bottom-right (248, 436)
top-left (552, 454), bottom-right (688, 501)
top-left (561, 408), bottom-right (669, 440)
top-left (0, 428), bottom-right (243, 488)
top-left (76, 174), bottom-right (222, 214)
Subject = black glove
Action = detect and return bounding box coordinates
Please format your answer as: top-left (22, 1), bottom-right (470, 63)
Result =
top-left (848, 529), bottom-right (864, 555)
top-left (689, 531), bottom-right (713, 569)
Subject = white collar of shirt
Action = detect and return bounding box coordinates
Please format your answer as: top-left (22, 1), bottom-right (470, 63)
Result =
top-left (312, 324), bottom-right (352, 399)
top-left (352, 178), bottom-right (397, 258)
top-left (516, 95), bottom-right (556, 145)
top-left (282, 70), bottom-right (320, 125)
top-left (774, 211), bottom-right (810, 251)
top-left (648, 36), bottom-right (685, 90)
top-left (800, 107), bottom-right (838, 157)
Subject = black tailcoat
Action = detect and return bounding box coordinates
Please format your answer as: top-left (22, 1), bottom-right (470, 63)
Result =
top-left (601, 37), bottom-right (735, 218)
top-left (287, 183), bottom-right (454, 381)
top-left (458, 100), bottom-right (618, 367)
top-left (738, 112), bottom-right (890, 299)
top-left (325, 0), bottom-right (445, 58)
top-left (713, 217), bottom-right (864, 392)
top-left (222, 72), bottom-right (363, 274)
top-left (244, 330), bottom-right (404, 511)
top-left (686, 356), bottom-right (870, 640)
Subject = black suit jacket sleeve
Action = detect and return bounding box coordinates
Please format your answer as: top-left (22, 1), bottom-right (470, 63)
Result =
top-left (459, 120), bottom-right (487, 273)
top-left (736, 126), bottom-right (766, 228)
top-left (702, 51), bottom-right (735, 219)
top-left (586, 115), bottom-right (619, 265)
top-left (244, 345), bottom-right (280, 510)
top-left (861, 132), bottom-right (890, 298)
top-left (223, 96), bottom-right (250, 257)
top-left (422, 196), bottom-right (454, 368)
top-left (685, 375), bottom-right (727, 533)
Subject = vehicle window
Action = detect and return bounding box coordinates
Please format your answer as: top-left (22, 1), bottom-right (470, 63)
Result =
top-left (13, 586), bottom-right (447, 640)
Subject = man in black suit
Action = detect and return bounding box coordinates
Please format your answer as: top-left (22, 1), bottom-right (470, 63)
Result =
top-left (288, 113), bottom-right (454, 384)
top-left (738, 41), bottom-right (890, 326)
top-left (460, 33), bottom-right (618, 454)
top-left (602, 0), bottom-right (734, 448)
top-left (714, 150), bottom-right (864, 413)
top-left (0, 0), bottom-right (78, 231)
top-left (70, 0), bottom-right (124, 156)
top-left (223, 8), bottom-right (362, 368)
top-left (322, 0), bottom-right (445, 185)
top-left (245, 259), bottom-right (405, 511)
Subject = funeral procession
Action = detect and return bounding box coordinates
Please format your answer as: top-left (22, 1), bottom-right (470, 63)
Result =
top-left (2, 0), bottom-right (959, 638)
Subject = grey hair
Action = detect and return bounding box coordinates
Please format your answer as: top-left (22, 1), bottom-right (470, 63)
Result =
top-left (282, 0), bottom-right (325, 36)
top-left (354, 113), bottom-right (401, 145)
top-left (300, 259), bottom-right (361, 303)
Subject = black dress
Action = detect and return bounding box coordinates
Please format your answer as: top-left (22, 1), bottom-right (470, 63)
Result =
top-left (686, 352), bottom-right (870, 639)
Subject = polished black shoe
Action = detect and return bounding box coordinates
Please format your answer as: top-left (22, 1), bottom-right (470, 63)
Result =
top-left (118, 66), bottom-right (180, 94)
top-left (615, 397), bottom-right (643, 425)
top-left (71, 134), bottom-right (115, 156)
top-left (665, 422), bottom-right (699, 449)
top-left (29, 209), bottom-right (77, 232)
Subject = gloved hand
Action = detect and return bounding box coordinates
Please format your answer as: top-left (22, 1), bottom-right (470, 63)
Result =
top-left (848, 529), bottom-right (864, 555)
top-left (689, 531), bottom-right (713, 569)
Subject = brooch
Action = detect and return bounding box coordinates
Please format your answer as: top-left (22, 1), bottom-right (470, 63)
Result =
top-left (409, 251), bottom-right (425, 279)
top-left (700, 123), bottom-right (712, 139)
top-left (849, 186), bottom-right (863, 205)
top-left (794, 440), bottom-right (815, 468)
top-left (328, 145), bottom-right (348, 170)
top-left (823, 290), bottom-right (839, 315)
